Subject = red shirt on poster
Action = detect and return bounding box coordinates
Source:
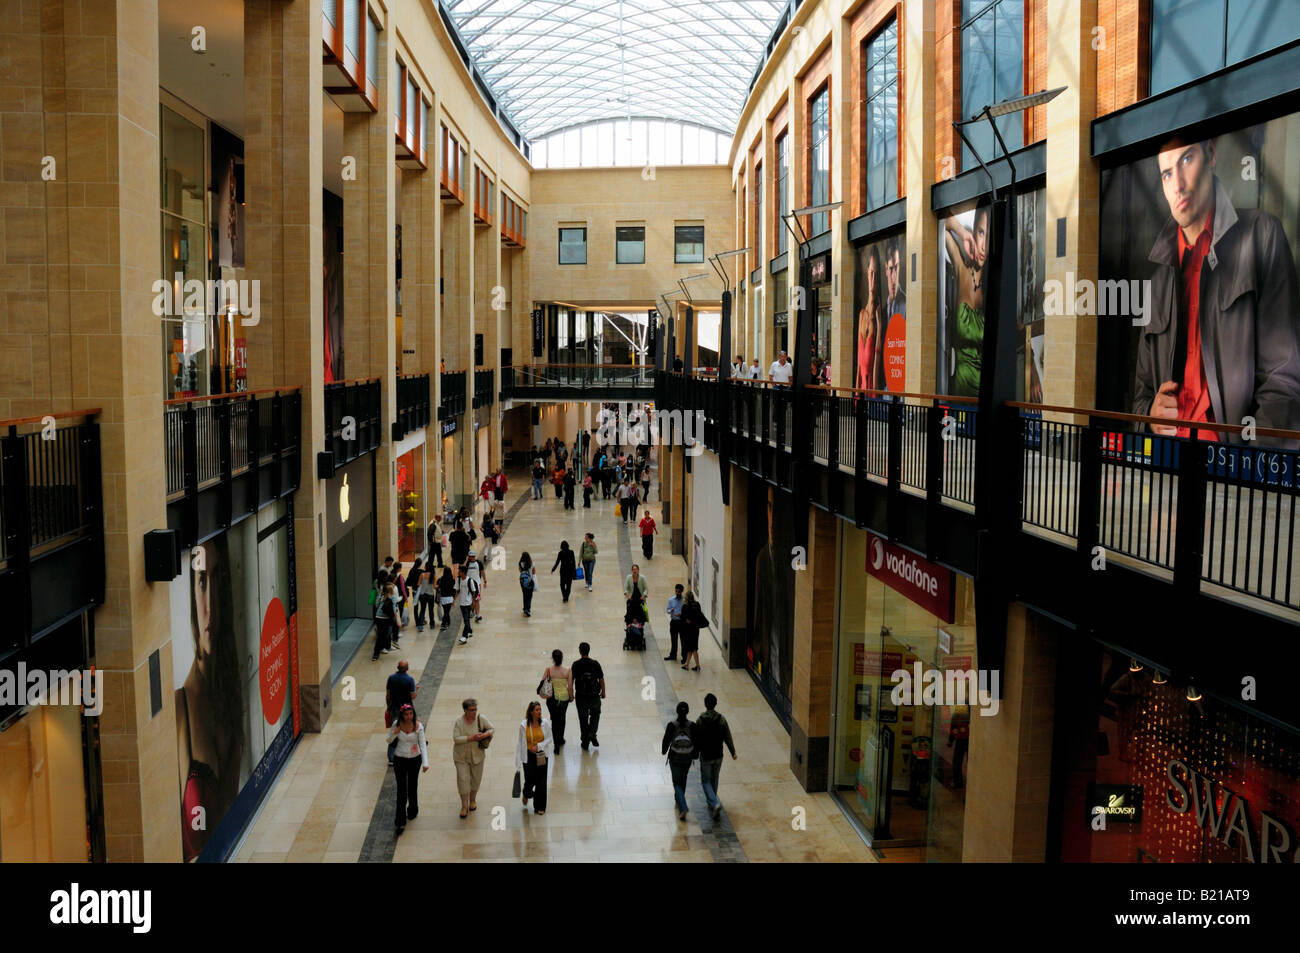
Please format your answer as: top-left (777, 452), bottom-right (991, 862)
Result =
top-left (1175, 211), bottom-right (1218, 442)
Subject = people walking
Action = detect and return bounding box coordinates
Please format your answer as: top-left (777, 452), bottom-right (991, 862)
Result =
top-left (540, 649), bottom-right (573, 749)
top-left (436, 566), bottom-right (456, 629)
top-left (582, 471), bottom-right (594, 508)
top-left (385, 659), bottom-right (418, 765)
top-left (638, 510), bottom-right (658, 559)
top-left (493, 468), bottom-right (508, 501)
top-left (518, 551), bottom-right (537, 617)
top-left (694, 693), bottom-right (738, 820)
top-left (531, 458), bottom-right (545, 499)
top-left (579, 533), bottom-right (597, 591)
top-left (640, 457), bottom-right (651, 503)
top-left (572, 642), bottom-right (605, 750)
top-left (551, 540), bottom-right (576, 603)
top-left (516, 701), bottom-right (554, 815)
top-left (664, 584), bottom-right (684, 662)
top-left (563, 468), bottom-right (576, 509)
top-left (491, 497), bottom-right (506, 537)
top-left (426, 520), bottom-right (444, 568)
top-left (623, 564), bottom-right (648, 604)
top-left (617, 479), bottom-right (630, 523)
top-left (661, 701), bottom-right (698, 821)
top-left (449, 519), bottom-right (470, 567)
top-left (626, 480), bottom-right (640, 523)
top-left (391, 562), bottom-right (407, 645)
top-left (371, 582), bottom-right (397, 660)
top-left (388, 704), bottom-right (428, 834)
top-left (452, 698), bottom-right (493, 818)
top-left (405, 558), bottom-right (425, 630)
top-left (679, 590), bottom-right (708, 672)
top-left (456, 566), bottom-right (478, 644)
top-left (552, 464), bottom-right (565, 499)
top-left (464, 550), bottom-right (485, 623)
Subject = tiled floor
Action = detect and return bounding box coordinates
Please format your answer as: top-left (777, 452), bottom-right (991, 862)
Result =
top-left (234, 470), bottom-right (875, 863)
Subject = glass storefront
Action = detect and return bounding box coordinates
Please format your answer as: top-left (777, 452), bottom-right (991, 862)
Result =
top-left (324, 456), bottom-right (376, 681)
top-left (1056, 642), bottom-right (1300, 863)
top-left (832, 526), bottom-right (975, 860)
top-left (0, 703), bottom-right (91, 862)
top-left (396, 445), bottom-right (426, 564)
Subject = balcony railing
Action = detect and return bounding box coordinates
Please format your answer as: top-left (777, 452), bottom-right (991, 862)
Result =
top-left (439, 370), bottom-right (467, 420)
top-left (473, 369), bottom-right (495, 408)
top-left (0, 409), bottom-right (104, 647)
top-left (503, 364), bottom-right (656, 398)
top-left (396, 373), bottom-right (431, 440)
top-left (324, 378), bottom-right (380, 467)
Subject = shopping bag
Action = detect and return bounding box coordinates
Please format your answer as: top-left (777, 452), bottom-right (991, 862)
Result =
top-left (512, 770), bottom-right (522, 799)
top-left (575, 566), bottom-right (584, 580)
top-left (614, 503), bottom-right (622, 516)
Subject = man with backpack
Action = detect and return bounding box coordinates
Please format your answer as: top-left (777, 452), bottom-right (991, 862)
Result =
top-left (693, 693), bottom-right (737, 820)
top-left (571, 642), bottom-right (605, 751)
top-left (661, 701), bottom-right (698, 821)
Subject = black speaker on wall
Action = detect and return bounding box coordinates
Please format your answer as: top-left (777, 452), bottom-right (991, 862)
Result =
top-left (143, 529), bottom-right (181, 582)
top-left (317, 450), bottom-right (336, 480)
top-left (531, 407), bottom-right (541, 424)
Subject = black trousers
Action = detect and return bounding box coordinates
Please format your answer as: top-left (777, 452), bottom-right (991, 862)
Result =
top-left (564, 488), bottom-right (575, 509)
top-left (583, 487), bottom-right (592, 508)
top-left (576, 696), bottom-right (601, 743)
top-left (666, 618), bottom-right (681, 658)
top-left (428, 544), bottom-right (444, 567)
top-left (641, 534), bottom-right (654, 559)
top-left (546, 697), bottom-right (569, 745)
top-left (559, 575), bottom-right (573, 601)
top-left (439, 600), bottom-right (453, 626)
top-left (522, 752), bottom-right (548, 811)
top-left (393, 755), bottom-right (421, 826)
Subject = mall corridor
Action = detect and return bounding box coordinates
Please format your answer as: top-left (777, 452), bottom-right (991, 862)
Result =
top-left (232, 473), bottom-right (874, 863)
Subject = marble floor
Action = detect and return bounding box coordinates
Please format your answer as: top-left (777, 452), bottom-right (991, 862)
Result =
top-left (234, 472), bottom-right (876, 863)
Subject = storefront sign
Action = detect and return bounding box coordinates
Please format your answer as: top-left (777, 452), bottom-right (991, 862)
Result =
top-left (441, 419), bottom-right (457, 437)
top-left (259, 598), bottom-right (290, 725)
top-left (853, 644), bottom-right (903, 677)
top-left (532, 308), bottom-right (544, 357)
top-left (1087, 783), bottom-right (1143, 824)
top-left (1166, 759), bottom-right (1297, 863)
top-left (865, 533), bottom-right (955, 623)
top-left (810, 254), bottom-right (829, 284)
top-left (326, 455), bottom-right (374, 550)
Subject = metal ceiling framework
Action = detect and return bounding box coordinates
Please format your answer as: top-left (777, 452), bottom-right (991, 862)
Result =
top-left (442, 0), bottom-right (788, 140)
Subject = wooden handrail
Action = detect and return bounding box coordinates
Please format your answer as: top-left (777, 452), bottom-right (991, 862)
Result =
top-left (324, 376), bottom-right (381, 387)
top-left (807, 383), bottom-right (979, 404)
top-left (1007, 401), bottom-right (1300, 441)
top-left (1, 407), bottom-right (101, 428)
top-left (163, 387), bottom-right (300, 407)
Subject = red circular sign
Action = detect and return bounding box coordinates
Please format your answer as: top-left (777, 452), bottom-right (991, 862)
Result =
top-left (259, 597), bottom-right (289, 725)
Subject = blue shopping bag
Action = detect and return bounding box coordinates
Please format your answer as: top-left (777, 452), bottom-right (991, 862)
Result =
top-left (575, 566), bottom-right (584, 580)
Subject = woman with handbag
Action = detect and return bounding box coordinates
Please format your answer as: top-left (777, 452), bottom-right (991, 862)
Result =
top-left (679, 590), bottom-right (708, 672)
top-left (518, 552), bottom-right (538, 617)
top-left (579, 533), bottom-right (598, 592)
top-left (452, 698), bottom-right (493, 819)
top-left (436, 567), bottom-right (456, 629)
top-left (515, 700), bottom-right (554, 815)
top-left (538, 649), bottom-right (573, 749)
top-left (388, 704), bottom-right (428, 835)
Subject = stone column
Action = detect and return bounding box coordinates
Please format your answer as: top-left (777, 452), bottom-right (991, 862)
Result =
top-left (904, 0), bottom-right (938, 394)
top-left (790, 506), bottom-right (837, 790)
top-left (722, 470), bottom-right (749, 668)
top-left (401, 150), bottom-right (441, 534)
top-left (244, 0), bottom-right (328, 730)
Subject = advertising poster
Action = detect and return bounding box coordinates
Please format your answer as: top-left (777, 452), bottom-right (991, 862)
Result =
top-left (323, 189), bottom-right (345, 383)
top-left (1096, 113), bottom-right (1300, 447)
top-left (170, 502), bottom-right (296, 862)
top-left (937, 191), bottom-right (1045, 401)
top-left (853, 231), bottom-right (906, 391)
top-left (211, 124), bottom-right (245, 270)
top-left (745, 476), bottom-right (796, 720)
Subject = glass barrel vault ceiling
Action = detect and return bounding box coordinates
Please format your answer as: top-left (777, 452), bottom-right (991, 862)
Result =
top-left (443, 0), bottom-right (788, 141)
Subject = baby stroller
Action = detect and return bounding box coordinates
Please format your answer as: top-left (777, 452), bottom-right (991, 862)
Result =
top-left (622, 599), bottom-right (647, 651)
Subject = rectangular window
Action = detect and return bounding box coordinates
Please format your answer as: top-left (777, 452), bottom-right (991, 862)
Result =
top-left (961, 0), bottom-right (1023, 171)
top-left (405, 76), bottom-right (417, 145)
top-left (754, 162), bottom-right (764, 262)
top-left (559, 227), bottom-right (587, 264)
top-left (808, 86), bottom-right (831, 235)
top-left (616, 225), bottom-right (645, 264)
top-left (864, 18), bottom-right (900, 211)
top-left (366, 14), bottom-right (378, 89)
top-left (776, 132), bottom-right (790, 254)
top-left (675, 225), bottom-right (705, 263)
top-left (1151, 0), bottom-right (1300, 95)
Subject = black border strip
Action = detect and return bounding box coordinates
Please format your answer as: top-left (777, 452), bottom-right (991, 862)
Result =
top-left (847, 196), bottom-right (906, 245)
top-left (930, 140), bottom-right (1046, 214)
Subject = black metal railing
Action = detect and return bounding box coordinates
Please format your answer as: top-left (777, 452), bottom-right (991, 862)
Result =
top-left (439, 370), bottom-right (466, 419)
top-left (396, 373), bottom-right (431, 439)
top-left (507, 363), bottom-right (656, 391)
top-left (473, 368), bottom-right (495, 408)
top-left (324, 378), bottom-right (380, 466)
top-left (0, 409), bottom-right (104, 647)
top-left (165, 389), bottom-right (303, 500)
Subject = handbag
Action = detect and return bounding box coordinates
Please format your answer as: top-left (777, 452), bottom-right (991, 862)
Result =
top-left (384, 709), bottom-right (394, 728)
top-left (614, 503), bottom-right (622, 516)
top-left (538, 674), bottom-right (553, 699)
top-left (574, 565), bottom-right (584, 580)
top-left (512, 770), bottom-right (522, 799)
top-left (476, 715), bottom-right (492, 749)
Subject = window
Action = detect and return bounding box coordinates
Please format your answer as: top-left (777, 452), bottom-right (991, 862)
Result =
top-left (559, 227), bottom-right (587, 264)
top-left (776, 131), bottom-right (790, 254)
top-left (1151, 0), bottom-right (1300, 95)
top-left (864, 19), bottom-right (900, 211)
top-left (675, 225), bottom-right (705, 263)
top-left (754, 162), bottom-right (764, 262)
top-left (616, 226), bottom-right (645, 264)
top-left (960, 0), bottom-right (1023, 171)
top-left (808, 85), bottom-right (831, 235)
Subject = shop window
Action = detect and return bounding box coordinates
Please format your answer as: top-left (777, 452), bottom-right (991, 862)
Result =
top-left (616, 225), bottom-right (645, 264)
top-left (1151, 0), bottom-right (1300, 95)
top-left (674, 225), bottom-right (704, 263)
top-left (753, 162), bottom-right (763, 262)
top-left (960, 0), bottom-right (1023, 171)
top-left (808, 85), bottom-right (831, 235)
top-left (559, 227), bottom-right (586, 264)
top-left (0, 705), bottom-right (91, 862)
top-left (863, 18), bottom-right (900, 211)
top-left (775, 131), bottom-right (790, 254)
top-left (160, 104), bottom-right (210, 400)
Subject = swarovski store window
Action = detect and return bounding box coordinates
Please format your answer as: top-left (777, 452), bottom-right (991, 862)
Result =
top-left (325, 455), bottom-right (376, 681)
top-left (832, 526), bottom-right (975, 860)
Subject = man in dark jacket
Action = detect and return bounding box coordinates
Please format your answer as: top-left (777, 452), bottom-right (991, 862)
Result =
top-left (1133, 138), bottom-right (1300, 448)
top-left (449, 523), bottom-right (470, 567)
top-left (694, 694), bottom-right (737, 821)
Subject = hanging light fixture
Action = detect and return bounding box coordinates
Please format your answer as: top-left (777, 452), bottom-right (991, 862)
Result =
top-left (1152, 670), bottom-right (1167, 685)
top-left (1186, 685), bottom-right (1202, 702)
top-left (1129, 658), bottom-right (1143, 673)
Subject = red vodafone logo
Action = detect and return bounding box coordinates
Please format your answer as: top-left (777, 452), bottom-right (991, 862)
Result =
top-left (259, 597), bottom-right (290, 725)
top-left (870, 537), bottom-right (885, 570)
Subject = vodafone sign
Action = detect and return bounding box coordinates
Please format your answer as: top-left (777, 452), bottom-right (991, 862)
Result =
top-left (865, 533), bottom-right (955, 622)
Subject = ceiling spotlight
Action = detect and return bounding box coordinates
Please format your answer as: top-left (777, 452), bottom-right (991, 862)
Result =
top-left (1186, 685), bottom-right (1202, 702)
top-left (1129, 658), bottom-right (1143, 673)
top-left (1152, 671), bottom-right (1167, 685)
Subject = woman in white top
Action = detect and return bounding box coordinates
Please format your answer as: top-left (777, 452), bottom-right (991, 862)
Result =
top-left (387, 704), bottom-right (428, 834)
top-left (515, 701), bottom-right (555, 815)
